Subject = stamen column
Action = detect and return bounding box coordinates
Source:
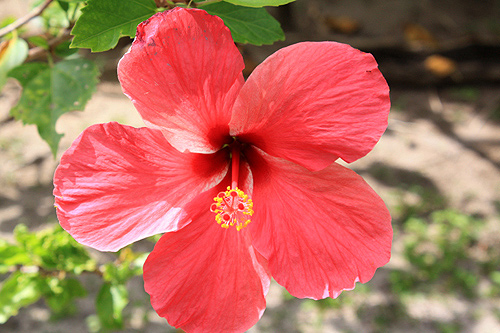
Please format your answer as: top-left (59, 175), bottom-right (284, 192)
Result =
top-left (210, 141), bottom-right (253, 230)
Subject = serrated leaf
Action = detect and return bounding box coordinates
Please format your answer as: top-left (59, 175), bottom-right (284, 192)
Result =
top-left (223, 0), bottom-right (295, 7)
top-left (96, 283), bottom-right (128, 330)
top-left (71, 0), bottom-right (157, 52)
top-left (201, 1), bottom-right (284, 45)
top-left (0, 272), bottom-right (44, 324)
top-left (0, 33), bottom-right (28, 90)
top-left (9, 59), bottom-right (99, 156)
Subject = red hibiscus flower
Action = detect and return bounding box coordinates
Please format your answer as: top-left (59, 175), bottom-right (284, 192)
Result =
top-left (53, 7), bottom-right (392, 333)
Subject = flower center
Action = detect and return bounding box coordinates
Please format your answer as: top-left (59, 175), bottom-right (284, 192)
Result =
top-left (210, 141), bottom-right (253, 230)
top-left (210, 187), bottom-right (253, 231)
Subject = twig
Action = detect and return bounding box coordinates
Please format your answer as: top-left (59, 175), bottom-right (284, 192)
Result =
top-left (26, 27), bottom-right (73, 61)
top-left (0, 0), bottom-right (54, 38)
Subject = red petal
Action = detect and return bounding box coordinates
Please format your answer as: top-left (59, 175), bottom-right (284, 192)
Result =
top-left (118, 8), bottom-right (244, 153)
top-left (230, 42), bottom-right (390, 171)
top-left (246, 147), bottom-right (392, 299)
top-left (144, 185), bottom-right (270, 333)
top-left (53, 122), bottom-right (228, 252)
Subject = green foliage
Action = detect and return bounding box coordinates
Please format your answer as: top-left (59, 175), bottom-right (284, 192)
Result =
top-left (0, 224), bottom-right (96, 323)
top-left (0, 272), bottom-right (44, 323)
top-left (28, 36), bottom-right (50, 49)
top-left (102, 248), bottom-right (148, 284)
top-left (42, 2), bottom-right (71, 31)
top-left (489, 271), bottom-right (500, 296)
top-left (0, 240), bottom-right (31, 273)
top-left (391, 210), bottom-right (482, 298)
top-left (8, 58), bottom-right (99, 156)
top-left (44, 277), bottom-right (87, 318)
top-left (223, 0), bottom-right (295, 7)
top-left (54, 40), bottom-right (80, 58)
top-left (13, 224), bottom-right (96, 274)
top-left (93, 248), bottom-right (146, 330)
top-left (0, 224), bottom-right (149, 327)
top-left (201, 1), bottom-right (285, 45)
top-left (70, 0), bottom-right (157, 52)
top-left (95, 283), bottom-right (129, 330)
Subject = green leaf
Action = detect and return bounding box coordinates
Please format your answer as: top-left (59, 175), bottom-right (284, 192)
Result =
top-left (71, 0), bottom-right (157, 52)
top-left (14, 224), bottom-right (97, 274)
top-left (54, 40), bottom-right (80, 58)
top-left (41, 1), bottom-right (72, 30)
top-left (223, 0), bottom-right (295, 7)
top-left (28, 36), bottom-right (49, 49)
top-left (0, 272), bottom-right (44, 324)
top-left (96, 283), bottom-right (129, 330)
top-left (57, 0), bottom-right (70, 12)
top-left (8, 59), bottom-right (99, 156)
top-left (44, 277), bottom-right (87, 318)
top-left (0, 33), bottom-right (28, 90)
top-left (0, 240), bottom-right (31, 273)
top-left (201, 1), bottom-right (284, 45)
top-left (102, 248), bottom-right (146, 284)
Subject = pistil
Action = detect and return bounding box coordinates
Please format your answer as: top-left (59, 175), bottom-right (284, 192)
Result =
top-left (210, 141), bottom-right (253, 230)
top-left (231, 141), bottom-right (240, 190)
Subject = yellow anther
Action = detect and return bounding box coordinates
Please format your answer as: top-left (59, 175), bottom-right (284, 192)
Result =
top-left (210, 187), bottom-right (253, 231)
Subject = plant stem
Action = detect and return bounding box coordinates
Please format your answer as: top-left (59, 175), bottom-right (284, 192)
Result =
top-left (26, 27), bottom-right (72, 61)
top-left (0, 0), bottom-right (54, 38)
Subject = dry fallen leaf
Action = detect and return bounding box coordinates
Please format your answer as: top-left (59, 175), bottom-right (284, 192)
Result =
top-left (326, 16), bottom-right (361, 35)
top-left (424, 54), bottom-right (457, 77)
top-left (404, 23), bottom-right (438, 50)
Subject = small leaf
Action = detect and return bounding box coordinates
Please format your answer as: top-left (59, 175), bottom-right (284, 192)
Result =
top-left (222, 0), bottom-right (295, 7)
top-left (14, 224), bottom-right (97, 274)
top-left (96, 283), bottom-right (129, 330)
top-left (9, 59), bottom-right (99, 156)
top-left (201, 1), bottom-right (284, 45)
top-left (57, 1), bottom-right (70, 12)
top-left (71, 0), bottom-right (157, 52)
top-left (28, 36), bottom-right (49, 49)
top-left (102, 247), bottom-right (146, 284)
top-left (0, 240), bottom-right (31, 273)
top-left (0, 33), bottom-right (28, 89)
top-left (54, 40), bottom-right (79, 58)
top-left (0, 272), bottom-right (44, 324)
top-left (44, 277), bottom-right (87, 318)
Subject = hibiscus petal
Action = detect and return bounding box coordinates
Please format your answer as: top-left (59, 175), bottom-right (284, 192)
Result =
top-left (53, 122), bottom-right (228, 252)
top-left (230, 42), bottom-right (390, 171)
top-left (118, 8), bottom-right (244, 153)
top-left (246, 147), bottom-right (392, 299)
top-left (144, 184), bottom-right (270, 333)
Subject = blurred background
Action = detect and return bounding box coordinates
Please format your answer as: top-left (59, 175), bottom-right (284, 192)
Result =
top-left (1, 0), bottom-right (500, 332)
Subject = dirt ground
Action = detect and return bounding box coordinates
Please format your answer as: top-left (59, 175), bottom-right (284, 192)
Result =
top-left (1, 0), bottom-right (500, 332)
